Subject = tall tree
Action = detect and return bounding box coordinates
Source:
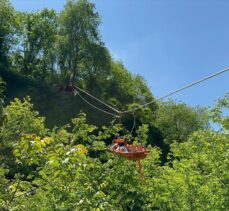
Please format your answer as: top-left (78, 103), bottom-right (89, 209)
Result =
top-left (58, 0), bottom-right (102, 84)
top-left (0, 0), bottom-right (17, 67)
top-left (13, 9), bottom-right (57, 80)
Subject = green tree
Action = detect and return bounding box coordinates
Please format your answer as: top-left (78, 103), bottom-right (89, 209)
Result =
top-left (105, 61), bottom-right (155, 110)
top-left (146, 129), bottom-right (228, 210)
top-left (58, 0), bottom-right (103, 84)
top-left (13, 9), bottom-right (57, 80)
top-left (80, 44), bottom-right (111, 97)
top-left (211, 93), bottom-right (229, 130)
top-left (0, 97), bottom-right (47, 177)
top-left (143, 95), bottom-right (229, 210)
top-left (154, 100), bottom-right (209, 144)
top-left (1, 97), bottom-right (47, 147)
top-left (0, 0), bottom-right (17, 67)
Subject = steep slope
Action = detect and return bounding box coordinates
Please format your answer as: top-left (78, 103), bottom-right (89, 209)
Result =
top-left (1, 68), bottom-right (114, 128)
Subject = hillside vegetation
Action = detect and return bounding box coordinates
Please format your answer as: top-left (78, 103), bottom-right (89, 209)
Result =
top-left (1, 68), bottom-right (114, 127)
top-left (0, 0), bottom-right (228, 210)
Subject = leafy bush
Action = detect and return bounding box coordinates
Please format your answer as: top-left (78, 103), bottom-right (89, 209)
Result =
top-left (1, 97), bottom-right (47, 148)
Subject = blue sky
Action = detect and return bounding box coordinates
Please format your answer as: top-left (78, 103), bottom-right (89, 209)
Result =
top-left (11, 0), bottom-right (229, 108)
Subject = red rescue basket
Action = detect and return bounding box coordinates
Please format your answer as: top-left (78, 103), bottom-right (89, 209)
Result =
top-left (108, 139), bottom-right (150, 181)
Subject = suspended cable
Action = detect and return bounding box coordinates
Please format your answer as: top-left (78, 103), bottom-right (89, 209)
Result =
top-left (121, 67), bottom-right (229, 114)
top-left (73, 85), bottom-right (121, 114)
top-left (130, 114), bottom-right (136, 134)
top-left (74, 67), bottom-right (229, 116)
top-left (74, 90), bottom-right (120, 118)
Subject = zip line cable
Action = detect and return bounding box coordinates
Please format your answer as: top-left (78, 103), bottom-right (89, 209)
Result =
top-left (130, 114), bottom-right (137, 134)
top-left (121, 67), bottom-right (229, 114)
top-left (74, 67), bottom-right (229, 116)
top-left (74, 90), bottom-right (120, 118)
top-left (74, 85), bottom-right (121, 114)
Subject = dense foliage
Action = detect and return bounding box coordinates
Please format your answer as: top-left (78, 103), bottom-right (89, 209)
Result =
top-left (0, 93), bottom-right (228, 210)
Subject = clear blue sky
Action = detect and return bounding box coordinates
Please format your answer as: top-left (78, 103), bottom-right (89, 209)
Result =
top-left (11, 0), bottom-right (229, 108)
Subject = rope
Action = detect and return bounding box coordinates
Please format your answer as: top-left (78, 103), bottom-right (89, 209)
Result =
top-left (74, 67), bottom-right (229, 116)
top-left (121, 67), bottom-right (229, 114)
top-left (130, 114), bottom-right (136, 134)
top-left (74, 90), bottom-right (120, 118)
top-left (73, 85), bottom-right (121, 114)
top-left (7, 179), bottom-right (21, 208)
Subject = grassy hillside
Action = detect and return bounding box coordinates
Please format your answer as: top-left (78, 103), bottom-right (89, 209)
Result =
top-left (1, 68), bottom-right (114, 128)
